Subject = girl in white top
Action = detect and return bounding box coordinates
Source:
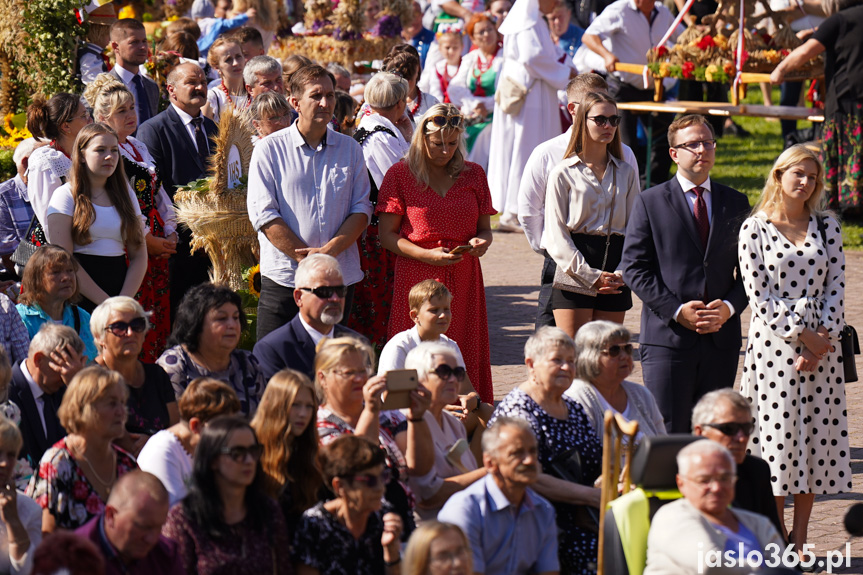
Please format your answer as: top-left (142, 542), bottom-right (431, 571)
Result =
top-left (418, 26), bottom-right (464, 104)
top-left (45, 123), bottom-right (147, 312)
top-left (205, 36), bottom-right (250, 124)
top-left (544, 91), bottom-right (639, 338)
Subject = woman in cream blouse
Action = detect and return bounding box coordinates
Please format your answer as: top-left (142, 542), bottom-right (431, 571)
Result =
top-left (544, 92), bottom-right (639, 338)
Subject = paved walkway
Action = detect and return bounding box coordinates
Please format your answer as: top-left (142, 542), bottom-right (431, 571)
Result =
top-left (483, 229), bottom-right (863, 573)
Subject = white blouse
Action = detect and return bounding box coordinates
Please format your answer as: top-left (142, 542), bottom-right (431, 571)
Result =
top-left (26, 146), bottom-right (72, 227)
top-left (356, 114), bottom-right (410, 189)
top-left (206, 84), bottom-right (251, 125)
top-left (448, 49), bottom-right (503, 114)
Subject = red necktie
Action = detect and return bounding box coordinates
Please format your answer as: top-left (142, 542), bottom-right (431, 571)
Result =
top-left (693, 186), bottom-right (710, 248)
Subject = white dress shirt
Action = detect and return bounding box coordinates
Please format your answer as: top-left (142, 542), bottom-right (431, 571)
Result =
top-left (299, 314), bottom-right (334, 346)
top-left (21, 362), bottom-right (47, 436)
top-left (114, 65), bottom-right (150, 125)
top-left (170, 103), bottom-right (210, 154)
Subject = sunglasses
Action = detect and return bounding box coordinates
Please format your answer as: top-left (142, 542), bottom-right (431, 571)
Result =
top-left (299, 285), bottom-right (348, 299)
top-left (703, 421), bottom-right (754, 437)
top-left (220, 444), bottom-right (263, 462)
top-left (601, 343), bottom-right (634, 357)
top-left (427, 114), bottom-right (463, 129)
top-left (105, 317), bottom-right (148, 337)
top-left (432, 364), bottom-right (467, 381)
top-left (348, 468), bottom-right (391, 489)
top-left (589, 115), bottom-right (622, 128)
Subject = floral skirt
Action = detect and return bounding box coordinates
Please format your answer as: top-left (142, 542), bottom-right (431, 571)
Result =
top-left (137, 254), bottom-right (171, 363)
top-left (822, 102), bottom-right (863, 210)
top-left (346, 224), bottom-right (395, 351)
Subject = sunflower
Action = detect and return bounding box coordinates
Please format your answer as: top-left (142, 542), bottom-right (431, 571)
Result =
top-left (248, 264), bottom-right (261, 297)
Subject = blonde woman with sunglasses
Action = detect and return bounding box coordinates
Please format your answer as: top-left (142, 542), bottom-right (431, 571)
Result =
top-left (544, 91), bottom-right (639, 339)
top-left (377, 103), bottom-right (495, 405)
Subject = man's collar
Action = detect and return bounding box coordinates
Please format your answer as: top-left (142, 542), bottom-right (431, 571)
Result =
top-left (298, 313), bottom-right (334, 341)
top-left (676, 172), bottom-right (712, 193)
top-left (627, 0), bottom-right (658, 17)
top-left (171, 103), bottom-right (201, 126)
top-left (21, 361), bottom-right (42, 401)
top-left (485, 474), bottom-right (535, 512)
top-left (113, 65), bottom-right (138, 84)
top-left (98, 515), bottom-right (129, 572)
top-left (290, 122), bottom-right (329, 149)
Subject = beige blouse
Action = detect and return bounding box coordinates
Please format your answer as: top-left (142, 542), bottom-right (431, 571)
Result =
top-left (544, 153), bottom-right (640, 287)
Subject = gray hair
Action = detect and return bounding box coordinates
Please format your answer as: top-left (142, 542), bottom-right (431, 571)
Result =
top-left (244, 55), bottom-right (283, 88)
top-left (574, 320), bottom-right (631, 382)
top-left (364, 72), bottom-right (409, 110)
top-left (90, 296), bottom-right (151, 348)
top-left (249, 91), bottom-right (291, 122)
top-left (691, 389), bottom-right (753, 428)
top-left (676, 439), bottom-right (736, 477)
top-left (294, 254), bottom-right (343, 289)
top-left (28, 323), bottom-right (84, 360)
top-left (524, 326), bottom-right (575, 362)
top-left (404, 341), bottom-right (458, 382)
top-left (13, 138), bottom-right (41, 169)
top-left (481, 416), bottom-right (534, 457)
top-left (326, 62), bottom-right (351, 81)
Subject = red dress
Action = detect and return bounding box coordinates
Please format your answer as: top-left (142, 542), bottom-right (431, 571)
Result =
top-left (376, 161), bottom-right (496, 403)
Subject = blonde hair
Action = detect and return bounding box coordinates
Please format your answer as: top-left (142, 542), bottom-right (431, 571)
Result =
top-left (753, 144), bottom-right (827, 218)
top-left (0, 416), bottom-right (22, 457)
top-left (207, 36), bottom-right (242, 71)
top-left (83, 74), bottom-right (134, 123)
top-left (403, 521), bottom-right (473, 574)
top-left (364, 72), bottom-right (409, 110)
top-left (408, 278), bottom-right (451, 311)
top-left (58, 365), bottom-right (128, 435)
top-left (406, 103), bottom-right (467, 188)
top-left (564, 91), bottom-right (622, 160)
top-left (313, 337), bottom-right (375, 403)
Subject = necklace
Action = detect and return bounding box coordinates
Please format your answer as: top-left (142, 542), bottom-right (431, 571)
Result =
top-left (473, 50), bottom-right (497, 77)
top-left (70, 437), bottom-right (117, 491)
top-left (408, 90), bottom-right (422, 117)
top-left (220, 80), bottom-right (250, 109)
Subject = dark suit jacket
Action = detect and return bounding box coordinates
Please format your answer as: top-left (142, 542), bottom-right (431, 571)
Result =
top-left (733, 454), bottom-right (785, 537)
top-left (622, 178), bottom-right (751, 350)
top-left (136, 105), bottom-right (218, 197)
top-left (109, 67), bottom-right (160, 120)
top-left (9, 361), bottom-right (65, 465)
top-left (254, 314), bottom-right (366, 381)
top-left (77, 514), bottom-right (185, 575)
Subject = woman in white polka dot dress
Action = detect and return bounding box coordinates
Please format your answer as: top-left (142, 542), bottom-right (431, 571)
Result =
top-left (738, 144), bottom-right (851, 560)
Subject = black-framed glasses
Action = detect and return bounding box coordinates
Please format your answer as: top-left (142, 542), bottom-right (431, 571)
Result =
top-left (299, 285), bottom-right (348, 299)
top-left (105, 317), bottom-right (148, 337)
top-left (347, 468), bottom-right (391, 488)
top-left (428, 114), bottom-right (463, 129)
top-left (601, 343), bottom-right (633, 357)
top-left (220, 444), bottom-right (263, 462)
top-left (588, 115), bottom-right (622, 128)
top-left (432, 364), bottom-right (467, 381)
top-left (673, 139), bottom-right (716, 152)
top-left (703, 421), bottom-right (754, 437)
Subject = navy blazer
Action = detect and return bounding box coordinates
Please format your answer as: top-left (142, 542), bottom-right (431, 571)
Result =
top-left (622, 178), bottom-right (751, 350)
top-left (9, 361), bottom-right (65, 465)
top-left (136, 106), bottom-right (218, 197)
top-left (109, 68), bottom-right (160, 120)
top-left (253, 314), bottom-right (367, 382)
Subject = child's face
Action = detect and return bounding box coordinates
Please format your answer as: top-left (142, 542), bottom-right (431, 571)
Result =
top-left (438, 35), bottom-right (463, 66)
top-left (413, 295), bottom-right (452, 335)
top-left (215, 0), bottom-right (232, 18)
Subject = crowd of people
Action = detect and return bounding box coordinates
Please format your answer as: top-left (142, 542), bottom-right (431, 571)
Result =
top-left (0, 0), bottom-right (857, 571)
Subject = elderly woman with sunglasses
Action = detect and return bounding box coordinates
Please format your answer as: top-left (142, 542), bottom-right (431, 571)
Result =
top-left (545, 92), bottom-right (639, 339)
top-left (293, 435), bottom-right (404, 575)
top-left (91, 297), bottom-right (179, 456)
top-left (564, 320), bottom-right (665, 445)
top-left (377, 103), bottom-right (495, 404)
top-left (490, 326), bottom-right (602, 575)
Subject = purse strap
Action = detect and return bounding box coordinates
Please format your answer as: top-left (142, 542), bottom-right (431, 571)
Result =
top-left (599, 162), bottom-right (617, 272)
top-left (22, 214), bottom-right (37, 240)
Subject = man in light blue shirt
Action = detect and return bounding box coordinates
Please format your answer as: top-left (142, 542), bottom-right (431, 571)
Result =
top-left (247, 65), bottom-right (371, 341)
top-left (438, 417), bottom-right (560, 575)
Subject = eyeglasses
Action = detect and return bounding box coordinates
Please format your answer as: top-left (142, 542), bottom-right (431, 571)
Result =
top-left (347, 468), bottom-right (391, 489)
top-left (427, 114), bottom-right (463, 129)
top-left (430, 547), bottom-right (470, 566)
top-left (298, 285), bottom-right (348, 299)
top-left (703, 421), bottom-right (754, 437)
top-left (332, 368), bottom-right (369, 379)
top-left (432, 364), bottom-right (467, 381)
top-left (588, 115), bottom-right (622, 128)
top-left (673, 139), bottom-right (717, 152)
top-left (220, 444), bottom-right (263, 462)
top-left (105, 318), bottom-right (148, 337)
top-left (682, 473), bottom-right (737, 487)
top-left (601, 343), bottom-right (634, 357)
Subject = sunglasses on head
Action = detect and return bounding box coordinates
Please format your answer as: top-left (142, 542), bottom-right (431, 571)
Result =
top-left (347, 468), bottom-right (391, 489)
top-left (299, 285), bottom-right (348, 299)
top-left (427, 114), bottom-right (463, 129)
top-left (105, 317), bottom-right (148, 337)
top-left (589, 115), bottom-right (622, 128)
top-left (220, 444), bottom-right (263, 462)
top-left (703, 421), bottom-right (754, 437)
top-left (432, 364), bottom-right (467, 381)
top-left (601, 343), bottom-right (633, 357)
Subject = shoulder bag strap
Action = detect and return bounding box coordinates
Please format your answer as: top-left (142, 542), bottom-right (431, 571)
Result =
top-left (599, 163), bottom-right (617, 272)
top-left (21, 214), bottom-right (37, 240)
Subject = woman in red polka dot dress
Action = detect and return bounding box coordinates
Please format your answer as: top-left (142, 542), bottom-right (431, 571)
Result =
top-left (377, 103), bottom-right (496, 403)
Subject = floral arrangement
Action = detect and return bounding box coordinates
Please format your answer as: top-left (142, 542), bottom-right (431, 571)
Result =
top-left (0, 113), bottom-right (31, 149)
top-left (143, 50), bottom-right (183, 112)
top-left (162, 0), bottom-right (195, 19)
top-left (237, 264), bottom-right (261, 350)
top-left (270, 33), bottom-right (403, 69)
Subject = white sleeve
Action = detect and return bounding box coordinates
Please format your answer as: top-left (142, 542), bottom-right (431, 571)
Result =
top-left (10, 495), bottom-right (41, 575)
top-left (128, 183), bottom-right (147, 233)
top-left (27, 164), bottom-right (63, 225)
top-left (138, 436), bottom-right (186, 506)
top-left (377, 335), bottom-right (410, 375)
top-left (45, 185), bottom-right (74, 218)
top-left (518, 146), bottom-right (551, 253)
top-left (79, 53), bottom-right (104, 85)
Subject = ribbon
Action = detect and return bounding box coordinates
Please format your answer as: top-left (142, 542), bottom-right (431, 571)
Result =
top-left (732, 0), bottom-right (746, 96)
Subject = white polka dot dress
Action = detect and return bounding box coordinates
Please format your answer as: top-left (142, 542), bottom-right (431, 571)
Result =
top-left (738, 213), bottom-right (851, 496)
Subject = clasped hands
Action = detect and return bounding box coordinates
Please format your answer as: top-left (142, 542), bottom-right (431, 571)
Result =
top-left (678, 300), bottom-right (731, 334)
top-left (592, 271), bottom-right (625, 294)
top-left (795, 326), bottom-right (833, 372)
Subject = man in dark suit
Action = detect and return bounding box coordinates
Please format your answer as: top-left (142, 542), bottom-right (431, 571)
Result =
top-left (108, 19), bottom-right (160, 123)
top-left (9, 324), bottom-right (86, 466)
top-left (254, 254), bottom-right (365, 381)
top-left (137, 63), bottom-right (217, 312)
top-left (622, 114), bottom-right (750, 433)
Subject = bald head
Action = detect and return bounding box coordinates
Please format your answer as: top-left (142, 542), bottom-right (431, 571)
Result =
top-left (166, 63), bottom-right (208, 115)
top-left (105, 471), bottom-right (170, 564)
top-left (166, 62), bottom-right (203, 87)
top-left (107, 470), bottom-right (169, 510)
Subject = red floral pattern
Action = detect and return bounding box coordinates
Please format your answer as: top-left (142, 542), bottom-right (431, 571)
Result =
top-left (822, 103), bottom-right (863, 210)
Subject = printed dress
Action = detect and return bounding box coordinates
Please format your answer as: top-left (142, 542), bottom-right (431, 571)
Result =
top-left (376, 160), bottom-right (496, 403)
top-left (738, 213), bottom-right (852, 496)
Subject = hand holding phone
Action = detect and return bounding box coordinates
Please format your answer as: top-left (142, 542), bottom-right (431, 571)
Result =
top-left (381, 369), bottom-right (419, 411)
top-left (447, 245), bottom-right (473, 255)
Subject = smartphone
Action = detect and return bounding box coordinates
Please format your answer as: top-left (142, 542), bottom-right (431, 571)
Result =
top-left (381, 369), bottom-right (419, 411)
top-left (448, 245), bottom-right (472, 255)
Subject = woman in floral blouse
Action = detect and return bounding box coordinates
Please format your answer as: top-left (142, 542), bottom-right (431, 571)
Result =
top-left (27, 366), bottom-right (138, 532)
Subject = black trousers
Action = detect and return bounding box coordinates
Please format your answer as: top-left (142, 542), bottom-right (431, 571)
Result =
top-left (640, 337), bottom-right (740, 433)
top-left (256, 275), bottom-right (355, 341)
top-left (536, 253), bottom-right (557, 329)
top-left (169, 230), bottom-right (212, 314)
